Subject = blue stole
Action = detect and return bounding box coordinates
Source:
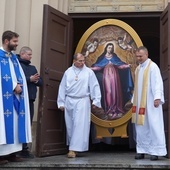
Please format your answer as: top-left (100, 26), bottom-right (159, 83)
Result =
top-left (0, 49), bottom-right (26, 144)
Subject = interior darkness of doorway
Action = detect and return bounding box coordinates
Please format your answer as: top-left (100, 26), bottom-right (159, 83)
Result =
top-left (70, 12), bottom-right (160, 66)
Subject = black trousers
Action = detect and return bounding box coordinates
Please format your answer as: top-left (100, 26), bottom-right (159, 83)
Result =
top-left (23, 100), bottom-right (34, 150)
top-left (29, 100), bottom-right (34, 125)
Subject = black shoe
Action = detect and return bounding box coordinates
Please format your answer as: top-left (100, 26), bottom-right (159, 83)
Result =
top-left (135, 153), bottom-right (145, 159)
top-left (5, 154), bottom-right (23, 162)
top-left (19, 150), bottom-right (34, 159)
top-left (150, 155), bottom-right (158, 161)
top-left (0, 157), bottom-right (8, 165)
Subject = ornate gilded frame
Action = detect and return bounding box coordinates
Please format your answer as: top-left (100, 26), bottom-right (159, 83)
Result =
top-left (75, 19), bottom-right (143, 138)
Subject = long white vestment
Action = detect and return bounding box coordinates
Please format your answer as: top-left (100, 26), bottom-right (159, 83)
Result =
top-left (133, 58), bottom-right (167, 156)
top-left (0, 48), bottom-right (32, 156)
top-left (57, 64), bottom-right (101, 152)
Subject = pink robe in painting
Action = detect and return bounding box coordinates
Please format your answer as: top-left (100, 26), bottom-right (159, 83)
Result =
top-left (103, 62), bottom-right (124, 116)
top-left (91, 49), bottom-right (133, 119)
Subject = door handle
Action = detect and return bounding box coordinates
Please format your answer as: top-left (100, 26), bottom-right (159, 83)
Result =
top-left (46, 84), bottom-right (53, 88)
top-left (45, 67), bottom-right (49, 74)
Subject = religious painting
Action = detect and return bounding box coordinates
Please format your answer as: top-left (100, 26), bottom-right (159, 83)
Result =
top-left (75, 19), bottom-right (143, 127)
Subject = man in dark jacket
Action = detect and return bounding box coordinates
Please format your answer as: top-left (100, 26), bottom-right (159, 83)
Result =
top-left (17, 46), bottom-right (43, 158)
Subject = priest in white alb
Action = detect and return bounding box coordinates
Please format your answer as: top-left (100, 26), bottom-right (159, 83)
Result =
top-left (0, 31), bottom-right (32, 164)
top-left (57, 53), bottom-right (101, 158)
top-left (132, 46), bottom-right (167, 161)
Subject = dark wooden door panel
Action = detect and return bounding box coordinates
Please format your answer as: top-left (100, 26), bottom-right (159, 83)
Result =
top-left (36, 4), bottom-right (73, 157)
top-left (160, 3), bottom-right (170, 158)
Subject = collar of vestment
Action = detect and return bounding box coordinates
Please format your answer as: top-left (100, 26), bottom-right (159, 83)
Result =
top-left (0, 47), bottom-right (14, 57)
top-left (139, 58), bottom-right (150, 68)
top-left (72, 64), bottom-right (84, 71)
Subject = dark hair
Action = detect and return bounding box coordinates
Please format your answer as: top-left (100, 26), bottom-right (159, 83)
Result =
top-left (117, 37), bottom-right (123, 41)
top-left (93, 38), bottom-right (99, 43)
top-left (2, 30), bottom-right (19, 43)
top-left (103, 43), bottom-right (114, 54)
top-left (93, 43), bottom-right (116, 64)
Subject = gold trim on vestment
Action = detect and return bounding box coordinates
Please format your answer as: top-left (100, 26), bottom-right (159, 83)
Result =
top-left (132, 60), bottom-right (152, 125)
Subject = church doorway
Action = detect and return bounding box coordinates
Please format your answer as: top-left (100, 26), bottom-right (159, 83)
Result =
top-left (69, 12), bottom-right (161, 151)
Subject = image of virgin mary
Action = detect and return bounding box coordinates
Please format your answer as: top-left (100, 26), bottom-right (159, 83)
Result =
top-left (91, 43), bottom-right (134, 119)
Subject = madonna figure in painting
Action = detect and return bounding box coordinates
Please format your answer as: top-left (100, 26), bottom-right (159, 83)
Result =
top-left (91, 43), bottom-right (134, 119)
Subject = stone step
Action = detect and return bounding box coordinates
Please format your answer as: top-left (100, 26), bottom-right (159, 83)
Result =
top-left (0, 152), bottom-right (169, 170)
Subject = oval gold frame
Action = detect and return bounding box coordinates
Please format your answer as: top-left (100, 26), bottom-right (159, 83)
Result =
top-left (75, 19), bottom-right (143, 129)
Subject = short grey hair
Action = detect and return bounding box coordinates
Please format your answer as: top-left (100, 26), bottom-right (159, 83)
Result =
top-left (136, 46), bottom-right (148, 54)
top-left (19, 46), bottom-right (32, 54)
